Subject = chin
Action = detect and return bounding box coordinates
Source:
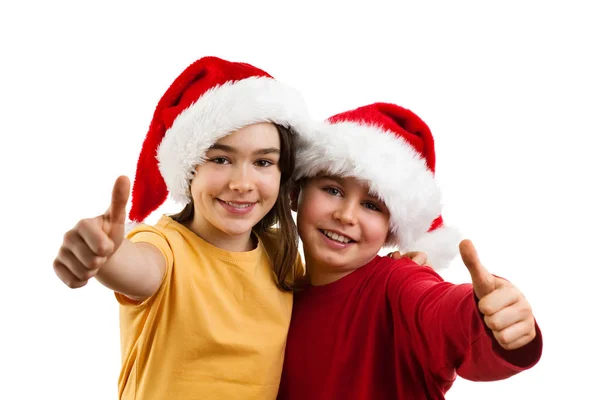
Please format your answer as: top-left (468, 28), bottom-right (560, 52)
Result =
top-left (316, 253), bottom-right (351, 270)
top-left (221, 225), bottom-right (256, 237)
top-left (227, 215), bottom-right (266, 232)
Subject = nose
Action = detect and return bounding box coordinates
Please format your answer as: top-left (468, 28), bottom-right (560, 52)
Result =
top-left (333, 201), bottom-right (358, 226)
top-left (228, 164), bottom-right (255, 193)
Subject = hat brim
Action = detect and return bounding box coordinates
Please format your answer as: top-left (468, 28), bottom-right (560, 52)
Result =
top-left (295, 120), bottom-right (459, 268)
top-left (158, 76), bottom-right (311, 204)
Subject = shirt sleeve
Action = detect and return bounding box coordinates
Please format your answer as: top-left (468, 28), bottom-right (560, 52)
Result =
top-left (386, 262), bottom-right (543, 383)
top-left (113, 224), bottom-right (174, 307)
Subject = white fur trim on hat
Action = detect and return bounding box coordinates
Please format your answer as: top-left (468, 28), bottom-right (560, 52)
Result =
top-left (157, 76), bottom-right (311, 204)
top-left (409, 225), bottom-right (462, 269)
top-left (295, 120), bottom-right (442, 252)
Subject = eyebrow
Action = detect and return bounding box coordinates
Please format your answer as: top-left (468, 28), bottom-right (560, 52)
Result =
top-left (317, 175), bottom-right (344, 185)
top-left (208, 144), bottom-right (280, 155)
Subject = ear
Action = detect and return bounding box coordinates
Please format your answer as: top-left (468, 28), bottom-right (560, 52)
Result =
top-left (290, 185), bottom-right (300, 212)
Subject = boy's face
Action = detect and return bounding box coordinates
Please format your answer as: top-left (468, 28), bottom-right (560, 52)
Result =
top-left (294, 175), bottom-right (390, 283)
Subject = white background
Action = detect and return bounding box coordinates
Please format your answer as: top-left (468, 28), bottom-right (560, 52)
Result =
top-left (2, 1), bottom-right (598, 398)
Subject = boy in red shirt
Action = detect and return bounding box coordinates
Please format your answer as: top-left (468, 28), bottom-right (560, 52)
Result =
top-left (278, 103), bottom-right (542, 399)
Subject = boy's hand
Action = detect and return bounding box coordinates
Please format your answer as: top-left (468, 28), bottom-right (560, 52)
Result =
top-left (460, 239), bottom-right (536, 350)
top-left (388, 250), bottom-right (429, 266)
top-left (53, 176), bottom-right (130, 288)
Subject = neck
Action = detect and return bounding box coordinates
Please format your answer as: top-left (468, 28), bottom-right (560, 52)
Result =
top-left (186, 216), bottom-right (255, 252)
top-left (304, 253), bottom-right (355, 286)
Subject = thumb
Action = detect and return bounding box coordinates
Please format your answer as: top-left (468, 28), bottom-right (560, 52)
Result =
top-left (104, 176), bottom-right (131, 231)
top-left (459, 239), bottom-right (495, 298)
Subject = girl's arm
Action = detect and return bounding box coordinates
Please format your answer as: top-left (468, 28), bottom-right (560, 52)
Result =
top-left (94, 239), bottom-right (165, 301)
top-left (53, 176), bottom-right (165, 302)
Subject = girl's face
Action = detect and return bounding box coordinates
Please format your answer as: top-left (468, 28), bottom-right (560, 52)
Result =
top-left (188, 122), bottom-right (281, 250)
top-left (294, 175), bottom-right (390, 285)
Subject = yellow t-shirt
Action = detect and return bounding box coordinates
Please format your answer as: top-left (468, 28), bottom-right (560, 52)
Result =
top-left (116, 216), bottom-right (294, 399)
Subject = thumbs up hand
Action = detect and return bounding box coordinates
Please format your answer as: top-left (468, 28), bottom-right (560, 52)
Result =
top-left (53, 176), bottom-right (131, 288)
top-left (460, 239), bottom-right (536, 350)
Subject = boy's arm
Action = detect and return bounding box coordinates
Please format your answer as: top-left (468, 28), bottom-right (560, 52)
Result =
top-left (387, 240), bottom-right (542, 382)
top-left (53, 176), bottom-right (166, 302)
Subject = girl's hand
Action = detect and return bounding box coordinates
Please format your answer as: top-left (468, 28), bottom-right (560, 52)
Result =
top-left (53, 176), bottom-right (130, 288)
top-left (388, 250), bottom-right (429, 267)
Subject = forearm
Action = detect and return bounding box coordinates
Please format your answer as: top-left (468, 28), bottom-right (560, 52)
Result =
top-left (420, 283), bottom-right (520, 380)
top-left (95, 239), bottom-right (165, 301)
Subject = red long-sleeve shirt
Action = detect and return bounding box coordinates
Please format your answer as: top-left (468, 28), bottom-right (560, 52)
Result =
top-left (278, 256), bottom-right (542, 399)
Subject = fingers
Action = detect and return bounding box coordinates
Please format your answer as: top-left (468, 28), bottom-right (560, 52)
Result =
top-left (407, 251), bottom-right (428, 265)
top-left (55, 220), bottom-right (113, 288)
top-left (492, 319), bottom-right (537, 350)
top-left (73, 219), bottom-right (114, 257)
top-left (482, 297), bottom-right (531, 331)
top-left (55, 246), bottom-right (102, 282)
top-left (459, 240), bottom-right (537, 351)
top-left (53, 260), bottom-right (88, 289)
top-left (478, 285), bottom-right (521, 315)
top-left (388, 251), bottom-right (428, 266)
top-left (478, 285), bottom-right (536, 350)
top-left (54, 176), bottom-right (129, 290)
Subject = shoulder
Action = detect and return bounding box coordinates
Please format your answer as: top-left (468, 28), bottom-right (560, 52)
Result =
top-left (368, 255), bottom-right (439, 278)
top-left (380, 256), bottom-right (446, 294)
top-left (126, 215), bottom-right (176, 236)
top-left (130, 216), bottom-right (196, 242)
top-left (126, 217), bottom-right (177, 265)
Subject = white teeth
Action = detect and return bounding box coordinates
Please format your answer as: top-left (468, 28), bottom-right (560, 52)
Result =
top-left (323, 230), bottom-right (351, 244)
top-left (225, 201), bottom-right (252, 209)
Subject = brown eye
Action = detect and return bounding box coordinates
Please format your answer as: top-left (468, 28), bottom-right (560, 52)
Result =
top-left (210, 157), bottom-right (230, 165)
top-left (255, 159), bottom-right (274, 167)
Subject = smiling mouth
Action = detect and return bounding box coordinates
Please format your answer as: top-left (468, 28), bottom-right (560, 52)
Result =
top-left (219, 200), bottom-right (256, 209)
top-left (319, 229), bottom-right (355, 244)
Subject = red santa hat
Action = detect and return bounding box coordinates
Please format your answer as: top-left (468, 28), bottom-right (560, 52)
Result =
top-left (128, 56), bottom-right (311, 223)
top-left (294, 102), bottom-right (461, 269)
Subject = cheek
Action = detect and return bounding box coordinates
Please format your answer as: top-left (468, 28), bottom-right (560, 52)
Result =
top-left (193, 168), bottom-right (227, 193)
top-left (190, 178), bottom-right (211, 198)
top-left (363, 215), bottom-right (390, 245)
top-left (257, 171), bottom-right (281, 197)
top-left (296, 205), bottom-right (319, 242)
top-left (190, 184), bottom-right (215, 205)
top-left (297, 190), bottom-right (327, 227)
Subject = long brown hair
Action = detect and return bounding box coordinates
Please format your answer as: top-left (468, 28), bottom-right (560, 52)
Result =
top-left (171, 124), bottom-right (300, 291)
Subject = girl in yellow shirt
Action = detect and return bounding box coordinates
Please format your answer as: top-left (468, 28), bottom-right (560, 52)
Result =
top-left (52, 56), bottom-right (312, 399)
